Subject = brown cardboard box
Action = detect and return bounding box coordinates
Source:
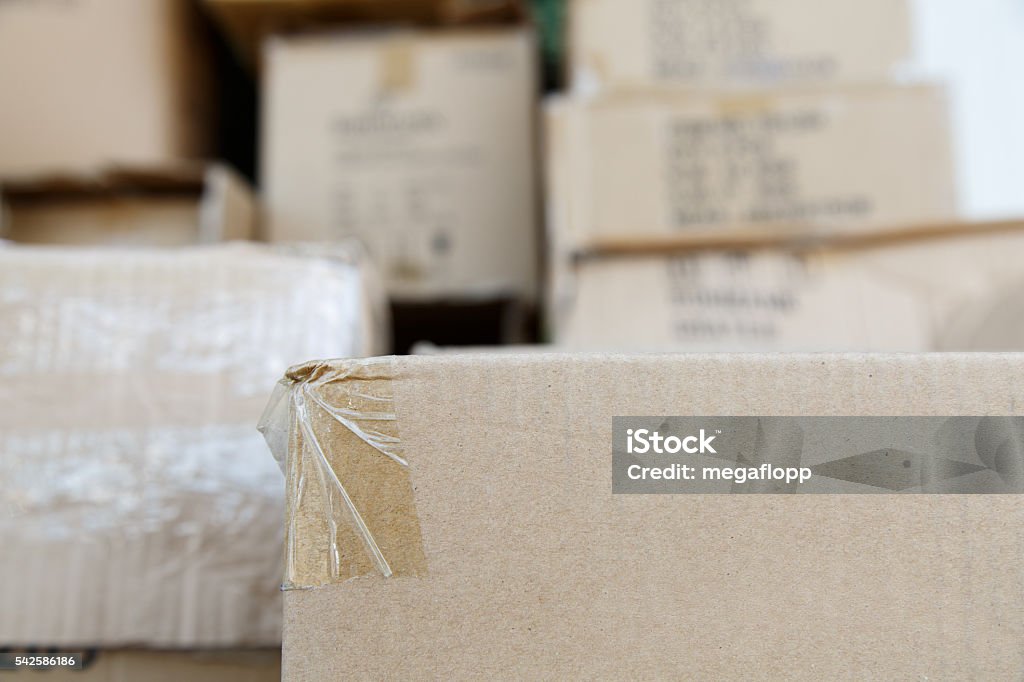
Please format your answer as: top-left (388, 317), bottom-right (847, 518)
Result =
top-left (0, 243), bottom-right (386, 648)
top-left (264, 352), bottom-right (1024, 678)
top-left (206, 0), bottom-right (525, 68)
top-left (546, 86), bottom-right (957, 253)
top-left (0, 0), bottom-right (213, 176)
top-left (7, 650), bottom-right (279, 682)
top-left (0, 165), bottom-right (255, 246)
top-left (262, 28), bottom-right (539, 301)
top-left (553, 221), bottom-right (1024, 351)
top-left (568, 0), bottom-right (911, 91)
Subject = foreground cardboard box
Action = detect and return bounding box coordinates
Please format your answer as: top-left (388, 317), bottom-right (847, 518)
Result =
top-left (7, 650), bottom-right (279, 682)
top-left (0, 165), bottom-right (254, 246)
top-left (264, 353), bottom-right (1024, 678)
top-left (546, 86), bottom-right (956, 252)
top-left (568, 0), bottom-right (911, 91)
top-left (0, 0), bottom-right (212, 176)
top-left (553, 221), bottom-right (1024, 351)
top-left (263, 28), bottom-right (539, 301)
top-left (0, 243), bottom-right (385, 647)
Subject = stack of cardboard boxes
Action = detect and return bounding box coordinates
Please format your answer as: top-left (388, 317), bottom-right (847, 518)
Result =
top-left (207, 0), bottom-right (539, 351)
top-left (544, 0), bottom-right (1024, 351)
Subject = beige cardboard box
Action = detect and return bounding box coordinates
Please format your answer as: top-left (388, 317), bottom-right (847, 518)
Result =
top-left (553, 221), bottom-right (1024, 351)
top-left (264, 352), bottom-right (1024, 678)
top-left (0, 243), bottom-right (386, 648)
top-left (8, 650), bottom-right (279, 682)
top-left (206, 0), bottom-right (525, 68)
top-left (546, 86), bottom-right (957, 252)
top-left (263, 28), bottom-right (539, 301)
top-left (569, 0), bottom-right (911, 91)
top-left (0, 165), bottom-right (255, 246)
top-left (0, 0), bottom-right (212, 176)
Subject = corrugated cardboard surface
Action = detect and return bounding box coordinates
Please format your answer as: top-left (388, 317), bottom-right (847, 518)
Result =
top-left (279, 353), bottom-right (1024, 678)
top-left (0, 244), bottom-right (384, 647)
top-left (0, 165), bottom-right (255, 246)
top-left (0, 0), bottom-right (212, 176)
top-left (555, 222), bottom-right (1024, 351)
top-left (6, 649), bottom-right (279, 681)
top-left (547, 86), bottom-right (957, 249)
top-left (263, 28), bottom-right (539, 300)
top-left (569, 0), bottom-right (911, 90)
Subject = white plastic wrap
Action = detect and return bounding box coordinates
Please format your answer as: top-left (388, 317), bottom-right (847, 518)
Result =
top-left (0, 242), bottom-right (386, 647)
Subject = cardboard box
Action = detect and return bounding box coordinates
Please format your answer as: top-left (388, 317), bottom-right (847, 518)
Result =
top-left (0, 243), bottom-right (386, 648)
top-left (0, 165), bottom-right (255, 246)
top-left (553, 220), bottom-right (1024, 351)
top-left (7, 650), bottom-right (279, 682)
top-left (546, 86), bottom-right (957, 253)
top-left (0, 0), bottom-right (213, 176)
top-left (206, 0), bottom-right (526, 68)
top-left (263, 28), bottom-right (539, 301)
top-left (264, 352), bottom-right (1024, 678)
top-left (569, 0), bottom-right (911, 91)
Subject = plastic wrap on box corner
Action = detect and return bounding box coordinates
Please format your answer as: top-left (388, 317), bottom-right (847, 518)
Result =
top-left (0, 242), bottom-right (386, 647)
top-left (259, 357), bottom-right (426, 587)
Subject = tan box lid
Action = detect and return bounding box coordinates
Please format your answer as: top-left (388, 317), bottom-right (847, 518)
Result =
top-left (0, 243), bottom-right (385, 647)
top-left (266, 353), bottom-right (1024, 678)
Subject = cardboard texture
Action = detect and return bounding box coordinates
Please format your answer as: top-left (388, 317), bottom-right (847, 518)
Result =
top-left (0, 0), bottom-right (212, 176)
top-left (0, 243), bottom-right (386, 647)
top-left (271, 353), bottom-right (1024, 679)
top-left (0, 164), bottom-right (255, 246)
top-left (205, 0), bottom-right (525, 68)
top-left (545, 86), bottom-right (957, 252)
top-left (568, 0), bottom-right (911, 91)
top-left (263, 28), bottom-right (539, 300)
top-left (553, 221), bottom-right (1024, 351)
top-left (7, 650), bottom-right (280, 682)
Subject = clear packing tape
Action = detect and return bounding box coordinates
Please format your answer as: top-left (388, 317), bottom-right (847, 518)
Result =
top-left (0, 242), bottom-right (387, 647)
top-left (259, 357), bottom-right (426, 589)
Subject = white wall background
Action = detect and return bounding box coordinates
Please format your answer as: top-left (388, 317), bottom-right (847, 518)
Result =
top-left (911, 0), bottom-right (1024, 219)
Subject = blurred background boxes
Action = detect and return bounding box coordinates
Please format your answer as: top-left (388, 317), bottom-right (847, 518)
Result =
top-left (262, 27), bottom-right (539, 303)
top-left (0, 164), bottom-right (255, 246)
top-left (0, 0), bottom-right (215, 177)
top-left (552, 220), bottom-right (1024, 351)
top-left (3, 1), bottom-right (1024, 678)
top-left (568, 0), bottom-right (911, 91)
top-left (546, 85), bottom-right (956, 251)
top-left (206, 0), bottom-right (526, 67)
